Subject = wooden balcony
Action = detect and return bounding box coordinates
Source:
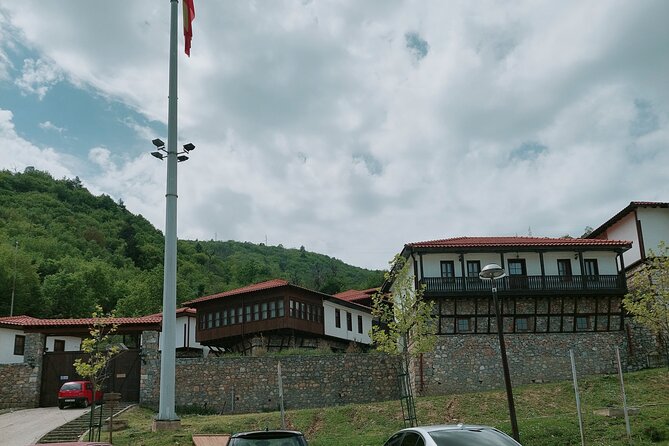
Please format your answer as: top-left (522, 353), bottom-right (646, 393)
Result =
top-left (420, 274), bottom-right (626, 296)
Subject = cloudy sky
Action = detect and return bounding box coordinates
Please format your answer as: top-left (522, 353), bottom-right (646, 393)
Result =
top-left (1, 1), bottom-right (668, 270)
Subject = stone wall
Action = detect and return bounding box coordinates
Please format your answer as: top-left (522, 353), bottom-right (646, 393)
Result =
top-left (140, 331), bottom-right (400, 413)
top-left (417, 330), bottom-right (638, 395)
top-left (0, 333), bottom-right (44, 409)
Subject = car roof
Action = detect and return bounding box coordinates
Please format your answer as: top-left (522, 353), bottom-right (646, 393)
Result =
top-left (402, 425), bottom-right (498, 434)
top-left (230, 430), bottom-right (304, 438)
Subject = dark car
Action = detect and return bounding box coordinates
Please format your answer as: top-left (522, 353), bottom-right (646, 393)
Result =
top-left (383, 424), bottom-right (521, 446)
top-left (227, 430), bottom-right (308, 446)
top-left (57, 380), bottom-right (103, 409)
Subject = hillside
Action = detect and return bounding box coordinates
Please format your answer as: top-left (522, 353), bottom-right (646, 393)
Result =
top-left (0, 169), bottom-right (383, 318)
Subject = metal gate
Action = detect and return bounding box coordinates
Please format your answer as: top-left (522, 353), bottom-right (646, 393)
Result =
top-left (40, 350), bottom-right (141, 407)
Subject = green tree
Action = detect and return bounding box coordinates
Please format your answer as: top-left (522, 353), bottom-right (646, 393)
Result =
top-left (624, 242), bottom-right (669, 366)
top-left (370, 255), bottom-right (436, 426)
top-left (74, 306), bottom-right (122, 440)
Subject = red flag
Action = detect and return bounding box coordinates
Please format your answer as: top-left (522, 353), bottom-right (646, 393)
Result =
top-left (183, 0), bottom-right (195, 56)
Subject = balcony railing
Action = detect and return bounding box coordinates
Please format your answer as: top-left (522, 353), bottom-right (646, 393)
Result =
top-left (420, 274), bottom-right (626, 295)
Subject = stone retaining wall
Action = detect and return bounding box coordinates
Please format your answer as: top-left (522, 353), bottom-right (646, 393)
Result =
top-left (418, 329), bottom-right (635, 395)
top-left (140, 331), bottom-right (400, 413)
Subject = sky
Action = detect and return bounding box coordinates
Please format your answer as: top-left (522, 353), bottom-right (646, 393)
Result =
top-left (0, 1), bottom-right (668, 271)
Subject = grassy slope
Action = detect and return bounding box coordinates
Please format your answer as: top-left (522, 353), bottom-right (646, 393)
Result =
top-left (110, 368), bottom-right (668, 446)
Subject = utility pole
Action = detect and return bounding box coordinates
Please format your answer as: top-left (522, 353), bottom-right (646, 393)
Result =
top-left (10, 241), bottom-right (18, 316)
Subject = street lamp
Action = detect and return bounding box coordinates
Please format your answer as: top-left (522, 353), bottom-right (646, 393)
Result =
top-left (479, 263), bottom-right (520, 442)
top-left (151, 139), bottom-right (195, 162)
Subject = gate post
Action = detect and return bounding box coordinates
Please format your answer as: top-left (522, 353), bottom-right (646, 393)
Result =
top-left (24, 333), bottom-right (46, 407)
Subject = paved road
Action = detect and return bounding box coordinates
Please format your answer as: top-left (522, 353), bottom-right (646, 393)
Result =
top-left (0, 406), bottom-right (88, 446)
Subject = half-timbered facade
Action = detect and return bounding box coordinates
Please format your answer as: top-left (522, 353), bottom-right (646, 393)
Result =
top-left (385, 236), bottom-right (631, 336)
top-left (183, 279), bottom-right (372, 354)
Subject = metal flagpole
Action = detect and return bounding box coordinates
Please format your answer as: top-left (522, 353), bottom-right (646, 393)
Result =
top-left (155, 0), bottom-right (180, 427)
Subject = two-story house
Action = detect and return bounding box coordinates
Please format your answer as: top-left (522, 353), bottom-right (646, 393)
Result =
top-left (381, 236), bottom-right (651, 395)
top-left (183, 279), bottom-right (373, 355)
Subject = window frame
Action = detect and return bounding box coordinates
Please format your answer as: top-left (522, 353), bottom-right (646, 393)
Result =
top-left (14, 335), bottom-right (26, 355)
top-left (335, 308), bottom-right (341, 328)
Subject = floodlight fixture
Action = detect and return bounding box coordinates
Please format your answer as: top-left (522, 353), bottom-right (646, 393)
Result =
top-left (183, 143), bottom-right (195, 152)
top-left (151, 151), bottom-right (165, 160)
top-left (177, 155), bottom-right (189, 162)
top-left (152, 138), bottom-right (166, 148)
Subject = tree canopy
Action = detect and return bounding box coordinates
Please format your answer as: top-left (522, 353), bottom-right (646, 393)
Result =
top-left (0, 169), bottom-right (383, 318)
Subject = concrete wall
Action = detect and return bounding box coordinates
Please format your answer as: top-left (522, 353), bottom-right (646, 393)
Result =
top-left (140, 331), bottom-right (399, 414)
top-left (0, 333), bottom-right (44, 409)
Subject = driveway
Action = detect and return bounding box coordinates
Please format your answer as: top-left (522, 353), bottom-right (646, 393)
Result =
top-left (0, 406), bottom-right (88, 446)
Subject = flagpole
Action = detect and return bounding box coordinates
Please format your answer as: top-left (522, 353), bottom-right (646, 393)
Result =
top-left (154, 0), bottom-right (180, 429)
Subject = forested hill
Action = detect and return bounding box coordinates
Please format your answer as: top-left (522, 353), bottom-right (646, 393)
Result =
top-left (0, 169), bottom-right (383, 319)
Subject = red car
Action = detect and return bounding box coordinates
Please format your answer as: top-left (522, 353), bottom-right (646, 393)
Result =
top-left (58, 381), bottom-right (103, 409)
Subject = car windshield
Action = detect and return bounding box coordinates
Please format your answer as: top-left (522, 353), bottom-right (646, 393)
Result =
top-left (60, 383), bottom-right (82, 391)
top-left (428, 428), bottom-right (518, 446)
top-left (229, 433), bottom-right (305, 446)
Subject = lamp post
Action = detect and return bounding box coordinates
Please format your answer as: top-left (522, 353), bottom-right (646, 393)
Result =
top-left (151, 138), bottom-right (194, 429)
top-left (479, 263), bottom-right (520, 441)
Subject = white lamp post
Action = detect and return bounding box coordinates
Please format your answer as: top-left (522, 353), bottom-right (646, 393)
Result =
top-left (479, 263), bottom-right (519, 442)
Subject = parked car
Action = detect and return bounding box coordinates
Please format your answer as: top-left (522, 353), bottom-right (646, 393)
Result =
top-left (57, 380), bottom-right (103, 409)
top-left (382, 424), bottom-right (521, 446)
top-left (226, 430), bottom-right (308, 446)
top-left (30, 443), bottom-right (111, 446)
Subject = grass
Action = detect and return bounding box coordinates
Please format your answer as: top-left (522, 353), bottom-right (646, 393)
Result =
top-left (110, 368), bottom-right (669, 446)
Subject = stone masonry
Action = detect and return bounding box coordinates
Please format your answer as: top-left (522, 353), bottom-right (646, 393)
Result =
top-left (140, 331), bottom-right (400, 413)
top-left (0, 333), bottom-right (44, 409)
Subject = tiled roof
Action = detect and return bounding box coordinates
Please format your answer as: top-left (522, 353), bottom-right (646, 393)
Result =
top-left (334, 288), bottom-right (377, 302)
top-left (0, 314), bottom-right (161, 328)
top-left (407, 236), bottom-right (631, 249)
top-left (184, 279), bottom-right (290, 305)
top-left (588, 201), bottom-right (669, 238)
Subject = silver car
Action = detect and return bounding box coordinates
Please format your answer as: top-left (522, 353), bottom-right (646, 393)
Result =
top-left (382, 424), bottom-right (521, 446)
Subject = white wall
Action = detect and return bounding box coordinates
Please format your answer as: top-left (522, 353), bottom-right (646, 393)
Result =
top-left (0, 327), bottom-right (26, 364)
top-left (323, 300), bottom-right (372, 344)
top-left (45, 336), bottom-right (81, 352)
top-left (417, 250), bottom-right (619, 278)
top-left (159, 315), bottom-right (209, 356)
top-left (637, 207), bottom-right (669, 257)
top-left (604, 212), bottom-right (642, 267)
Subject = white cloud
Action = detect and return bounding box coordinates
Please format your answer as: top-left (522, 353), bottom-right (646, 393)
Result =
top-left (0, 109), bottom-right (77, 178)
top-left (39, 120), bottom-right (65, 133)
top-left (1, 1), bottom-right (668, 269)
top-left (15, 58), bottom-right (62, 99)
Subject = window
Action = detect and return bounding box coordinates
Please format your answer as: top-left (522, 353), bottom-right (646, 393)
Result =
top-left (253, 303), bottom-right (260, 321)
top-left (299, 302), bottom-right (306, 319)
top-left (557, 259), bottom-right (572, 276)
top-left (217, 311), bottom-right (223, 327)
top-left (335, 308), bottom-right (341, 328)
top-left (576, 316), bottom-right (589, 331)
top-left (269, 301), bottom-right (276, 318)
top-left (358, 315), bottom-right (363, 334)
top-left (237, 307), bottom-right (243, 324)
top-left (584, 259), bottom-right (599, 279)
top-left (278, 300), bottom-right (285, 317)
top-left (467, 260), bottom-right (481, 278)
top-left (245, 305), bottom-right (252, 322)
top-left (289, 300), bottom-right (296, 318)
top-left (207, 313), bottom-right (213, 329)
top-left (440, 261), bottom-right (455, 280)
top-left (457, 318), bottom-right (471, 333)
top-left (199, 315), bottom-right (205, 330)
top-left (508, 259), bottom-right (527, 289)
top-left (261, 302), bottom-right (268, 320)
top-left (229, 309), bottom-right (236, 325)
top-left (14, 335), bottom-right (26, 355)
top-left (557, 259), bottom-right (572, 282)
top-left (515, 318), bottom-right (529, 332)
top-left (346, 312), bottom-right (353, 331)
top-left (53, 339), bottom-right (65, 352)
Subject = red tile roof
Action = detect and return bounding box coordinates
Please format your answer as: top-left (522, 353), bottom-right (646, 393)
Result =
top-left (407, 236), bottom-right (631, 250)
top-left (0, 314), bottom-right (161, 329)
top-left (588, 201), bottom-right (669, 238)
top-left (184, 279), bottom-right (290, 305)
top-left (334, 288), bottom-right (377, 302)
